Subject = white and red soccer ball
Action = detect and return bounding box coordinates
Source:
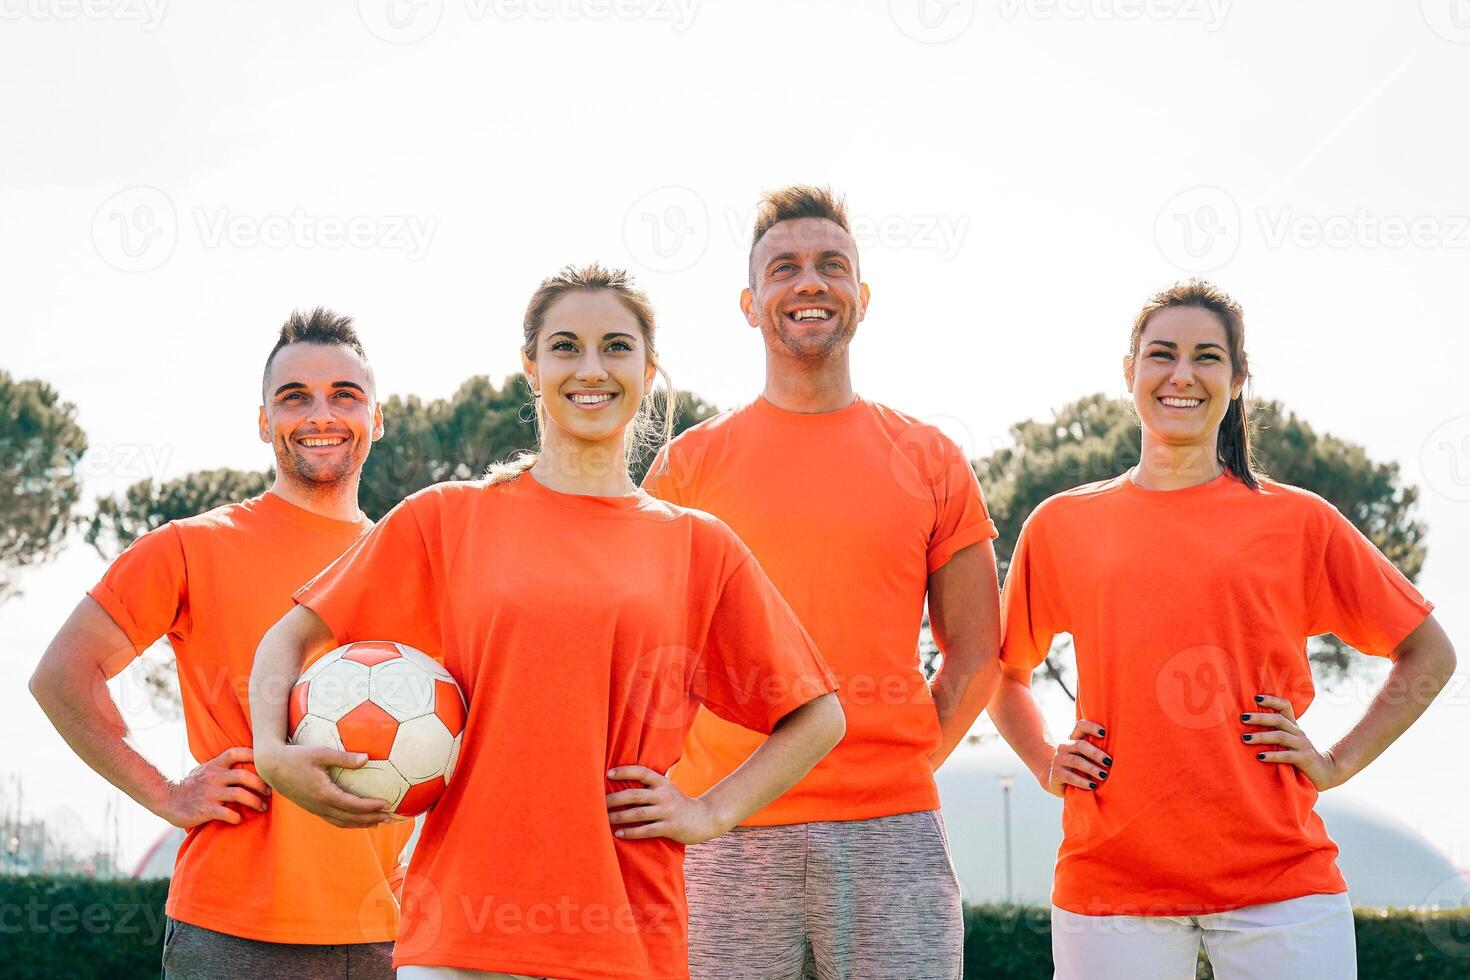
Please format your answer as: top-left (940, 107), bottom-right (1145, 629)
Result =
top-left (288, 641), bottom-right (466, 816)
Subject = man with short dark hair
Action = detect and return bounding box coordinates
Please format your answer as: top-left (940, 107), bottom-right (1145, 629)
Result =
top-left (644, 186), bottom-right (1002, 978)
top-left (30, 308), bottom-right (410, 979)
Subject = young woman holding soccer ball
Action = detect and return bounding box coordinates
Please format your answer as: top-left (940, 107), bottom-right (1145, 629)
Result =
top-left (250, 264), bottom-right (844, 980)
top-left (988, 279), bottom-right (1455, 979)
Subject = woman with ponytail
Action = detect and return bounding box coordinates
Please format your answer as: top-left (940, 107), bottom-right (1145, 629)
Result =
top-left (250, 264), bottom-right (845, 980)
top-left (989, 280), bottom-right (1455, 978)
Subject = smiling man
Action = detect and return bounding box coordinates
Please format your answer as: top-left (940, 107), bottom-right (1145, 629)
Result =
top-left (29, 308), bottom-right (411, 979)
top-left (643, 186), bottom-right (1003, 979)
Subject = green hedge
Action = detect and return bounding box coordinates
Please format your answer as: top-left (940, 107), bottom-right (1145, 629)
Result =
top-left (0, 876), bottom-right (169, 979)
top-left (3, 879), bottom-right (1467, 978)
top-left (962, 903), bottom-right (1470, 979)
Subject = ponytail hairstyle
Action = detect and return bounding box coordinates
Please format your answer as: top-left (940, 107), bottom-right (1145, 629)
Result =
top-left (1127, 279), bottom-right (1259, 490)
top-left (486, 263), bottom-right (680, 486)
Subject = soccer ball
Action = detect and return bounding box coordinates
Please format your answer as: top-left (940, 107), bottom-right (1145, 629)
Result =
top-left (287, 641), bottom-right (467, 816)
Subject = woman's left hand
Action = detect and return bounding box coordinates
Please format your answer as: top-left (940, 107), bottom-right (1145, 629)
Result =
top-left (1242, 694), bottom-right (1343, 790)
top-left (605, 765), bottom-right (728, 845)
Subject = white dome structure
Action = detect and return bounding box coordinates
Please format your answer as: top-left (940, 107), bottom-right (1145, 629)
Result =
top-left (936, 743), bottom-right (1470, 910)
top-left (131, 825), bottom-right (184, 879)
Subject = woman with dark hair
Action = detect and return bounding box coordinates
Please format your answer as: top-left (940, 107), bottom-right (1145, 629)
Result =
top-left (249, 264), bottom-right (845, 980)
top-left (989, 279), bottom-right (1455, 979)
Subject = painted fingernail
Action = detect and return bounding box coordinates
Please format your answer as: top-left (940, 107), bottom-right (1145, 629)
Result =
top-left (1256, 753), bottom-right (1266, 761)
top-left (1242, 734), bottom-right (1252, 742)
top-left (1103, 757), bottom-right (1114, 767)
top-left (1099, 771), bottom-right (1109, 779)
top-left (1088, 781), bottom-right (1097, 790)
top-left (1097, 728), bottom-right (1106, 737)
top-left (1254, 695), bottom-right (1265, 704)
top-left (1240, 713), bottom-right (1251, 723)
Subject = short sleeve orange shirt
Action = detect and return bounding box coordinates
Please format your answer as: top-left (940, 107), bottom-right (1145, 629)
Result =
top-left (87, 491), bottom-right (412, 944)
top-left (999, 473), bottom-right (1434, 915)
top-left (642, 395), bottom-right (998, 825)
top-left (294, 475), bottom-right (836, 979)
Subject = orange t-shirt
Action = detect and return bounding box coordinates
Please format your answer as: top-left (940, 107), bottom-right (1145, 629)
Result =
top-left (88, 491), bottom-right (412, 943)
top-left (999, 472), bottom-right (1434, 916)
top-left (294, 475), bottom-right (836, 979)
top-left (643, 395), bottom-right (997, 825)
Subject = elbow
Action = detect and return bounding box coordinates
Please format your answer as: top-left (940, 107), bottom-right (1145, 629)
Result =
top-left (1438, 641), bottom-right (1457, 686)
top-left (28, 662), bottom-right (58, 711)
top-left (774, 692), bottom-right (846, 756)
top-left (1406, 631), bottom-right (1458, 690)
top-left (818, 693), bottom-right (846, 752)
top-left (975, 651), bottom-right (1004, 689)
top-left (986, 667), bottom-right (1032, 721)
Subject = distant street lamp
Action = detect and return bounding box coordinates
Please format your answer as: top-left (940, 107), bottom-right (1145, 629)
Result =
top-left (998, 771), bottom-right (1014, 902)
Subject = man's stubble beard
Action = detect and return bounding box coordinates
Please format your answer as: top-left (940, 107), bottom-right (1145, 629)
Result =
top-left (276, 439), bottom-right (362, 495)
top-left (766, 309), bottom-right (858, 363)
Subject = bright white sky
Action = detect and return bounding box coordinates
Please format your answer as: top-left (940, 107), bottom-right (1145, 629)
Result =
top-left (2, 2), bottom-right (1467, 893)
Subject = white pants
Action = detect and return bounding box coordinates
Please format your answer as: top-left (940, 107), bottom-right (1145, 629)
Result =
top-left (397, 968), bottom-right (542, 980)
top-left (1051, 892), bottom-right (1356, 980)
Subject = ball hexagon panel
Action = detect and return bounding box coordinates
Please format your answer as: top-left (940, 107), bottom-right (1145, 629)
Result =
top-left (291, 714), bottom-right (344, 753)
top-left (306, 659), bottom-right (372, 722)
top-left (334, 760), bottom-right (409, 812)
top-left (372, 659), bottom-right (436, 720)
top-left (396, 644), bottom-right (452, 682)
top-left (391, 714), bottom-right (455, 781)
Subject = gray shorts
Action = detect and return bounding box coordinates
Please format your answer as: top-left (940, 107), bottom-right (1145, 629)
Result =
top-left (160, 917), bottom-right (395, 980)
top-left (684, 809), bottom-right (963, 980)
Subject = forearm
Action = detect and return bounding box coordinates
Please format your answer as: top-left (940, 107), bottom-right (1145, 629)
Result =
top-left (699, 693), bottom-right (844, 832)
top-left (1326, 628), bottom-right (1456, 786)
top-left (29, 663), bottom-right (173, 818)
top-left (249, 605), bottom-right (333, 752)
top-left (987, 669), bottom-right (1056, 785)
top-left (923, 542), bottom-right (1003, 768)
top-left (930, 651), bottom-right (1001, 768)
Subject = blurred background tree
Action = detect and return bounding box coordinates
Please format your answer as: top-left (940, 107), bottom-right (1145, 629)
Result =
top-left (85, 467), bottom-right (274, 559)
top-left (0, 372), bottom-right (88, 605)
